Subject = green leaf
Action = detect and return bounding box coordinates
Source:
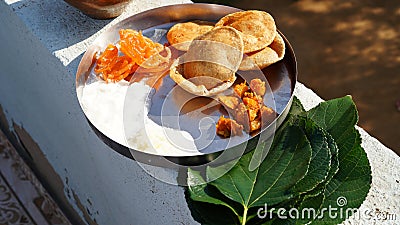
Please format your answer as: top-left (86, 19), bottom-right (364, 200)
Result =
top-left (185, 190), bottom-right (241, 225)
top-left (289, 97), bottom-right (305, 116)
top-left (323, 132), bottom-right (339, 184)
top-left (207, 125), bottom-right (312, 224)
top-left (187, 169), bottom-right (243, 217)
top-left (291, 118), bottom-right (331, 194)
top-left (306, 96), bottom-right (359, 150)
top-left (310, 140), bottom-right (371, 225)
top-left (188, 169), bottom-right (232, 208)
top-left (279, 97), bottom-right (305, 131)
top-left (303, 96), bottom-right (371, 224)
top-left (185, 95), bottom-right (371, 225)
top-left (294, 193), bottom-right (325, 224)
top-left (248, 96), bottom-right (305, 172)
top-left (270, 219), bottom-right (296, 225)
top-left (297, 130), bottom-right (340, 199)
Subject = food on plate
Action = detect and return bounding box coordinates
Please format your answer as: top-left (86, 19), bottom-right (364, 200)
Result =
top-left (233, 82), bottom-right (249, 98)
top-left (234, 103), bottom-right (250, 131)
top-left (218, 96), bottom-right (240, 111)
top-left (91, 9), bottom-right (283, 145)
top-left (166, 20), bottom-right (214, 51)
top-left (260, 105), bottom-right (277, 126)
top-left (170, 26), bottom-right (244, 96)
top-left (95, 9), bottom-right (284, 84)
top-left (249, 78), bottom-right (266, 96)
top-left (243, 96), bottom-right (260, 121)
top-left (95, 44), bottom-right (138, 82)
top-left (215, 10), bottom-right (276, 53)
top-left (183, 27), bottom-right (243, 86)
top-left (239, 32), bottom-right (286, 71)
top-left (119, 29), bottom-right (170, 68)
top-left (216, 116), bottom-right (244, 138)
top-left (95, 29), bottom-right (171, 82)
top-left (216, 78), bottom-right (276, 137)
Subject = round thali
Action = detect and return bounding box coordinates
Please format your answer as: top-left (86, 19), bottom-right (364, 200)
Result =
top-left (75, 3), bottom-right (297, 167)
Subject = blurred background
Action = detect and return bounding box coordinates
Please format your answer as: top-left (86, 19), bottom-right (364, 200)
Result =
top-left (194, 0), bottom-right (400, 155)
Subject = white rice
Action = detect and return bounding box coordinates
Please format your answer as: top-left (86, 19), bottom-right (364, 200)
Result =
top-left (81, 80), bottom-right (199, 156)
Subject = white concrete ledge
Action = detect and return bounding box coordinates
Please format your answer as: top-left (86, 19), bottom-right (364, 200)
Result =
top-left (0, 0), bottom-right (399, 224)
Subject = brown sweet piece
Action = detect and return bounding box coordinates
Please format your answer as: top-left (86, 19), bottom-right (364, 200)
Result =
top-left (250, 78), bottom-right (266, 96)
top-left (243, 97), bottom-right (260, 122)
top-left (216, 78), bottom-right (277, 137)
top-left (234, 103), bottom-right (250, 131)
top-left (243, 96), bottom-right (260, 110)
top-left (215, 10), bottom-right (276, 53)
top-left (250, 118), bottom-right (261, 132)
top-left (233, 82), bottom-right (249, 98)
top-left (216, 116), bottom-right (244, 138)
top-left (239, 32), bottom-right (286, 71)
top-left (218, 96), bottom-right (240, 111)
top-left (260, 105), bottom-right (277, 126)
top-left (243, 91), bottom-right (263, 104)
top-left (166, 20), bottom-right (214, 51)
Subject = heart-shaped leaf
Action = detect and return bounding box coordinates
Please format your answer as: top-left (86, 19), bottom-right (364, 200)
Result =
top-left (207, 125), bottom-right (312, 224)
top-left (186, 96), bottom-right (371, 225)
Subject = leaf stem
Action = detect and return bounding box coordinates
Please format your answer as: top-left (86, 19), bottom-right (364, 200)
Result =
top-left (242, 206), bottom-right (248, 225)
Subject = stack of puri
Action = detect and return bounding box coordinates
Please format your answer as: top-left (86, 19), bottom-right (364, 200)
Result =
top-left (167, 10), bottom-right (286, 97)
top-left (167, 10), bottom-right (283, 136)
top-left (169, 24), bottom-right (243, 96)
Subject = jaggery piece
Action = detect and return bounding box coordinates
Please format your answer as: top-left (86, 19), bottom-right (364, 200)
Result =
top-left (260, 105), bottom-right (276, 126)
top-left (250, 118), bottom-right (261, 132)
top-left (243, 97), bottom-right (260, 110)
top-left (218, 96), bottom-right (240, 111)
top-left (243, 91), bottom-right (263, 104)
top-left (250, 78), bottom-right (266, 96)
top-left (215, 77), bottom-right (273, 135)
top-left (233, 82), bottom-right (249, 98)
top-left (216, 116), bottom-right (244, 137)
top-left (234, 103), bottom-right (250, 131)
top-left (248, 109), bottom-right (258, 122)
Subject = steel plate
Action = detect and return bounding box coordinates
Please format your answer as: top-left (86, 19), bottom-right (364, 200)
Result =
top-left (75, 3), bottom-right (297, 167)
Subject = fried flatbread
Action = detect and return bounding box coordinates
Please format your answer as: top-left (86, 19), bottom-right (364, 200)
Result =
top-left (170, 27), bottom-right (244, 96)
top-left (166, 20), bottom-right (214, 51)
top-left (239, 32), bottom-right (285, 71)
top-left (215, 10), bottom-right (276, 53)
top-left (170, 59), bottom-right (236, 96)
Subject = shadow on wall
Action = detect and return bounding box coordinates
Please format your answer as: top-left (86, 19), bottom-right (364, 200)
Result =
top-left (8, 0), bottom-right (110, 52)
top-left (196, 0), bottom-right (400, 154)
